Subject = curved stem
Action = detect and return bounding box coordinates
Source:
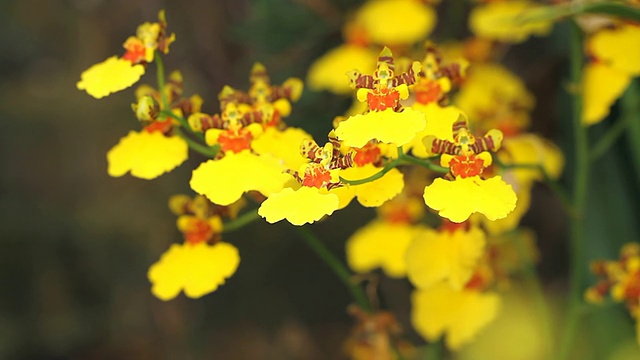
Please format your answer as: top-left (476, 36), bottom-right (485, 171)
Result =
top-left (223, 210), bottom-right (261, 233)
top-left (173, 128), bottom-right (217, 158)
top-left (340, 153), bottom-right (448, 186)
top-left (558, 20), bottom-right (589, 360)
top-left (296, 226), bottom-right (371, 312)
top-left (398, 154), bottom-right (448, 173)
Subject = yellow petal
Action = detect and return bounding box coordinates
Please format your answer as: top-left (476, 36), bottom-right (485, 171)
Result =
top-left (406, 227), bottom-right (486, 290)
top-left (190, 150), bottom-right (290, 206)
top-left (477, 185), bottom-right (531, 236)
top-left (408, 104), bottom-right (461, 157)
top-left (356, 0), bottom-right (436, 45)
top-left (469, 1), bottom-right (552, 43)
top-left (590, 24), bottom-right (640, 75)
top-left (339, 165), bottom-right (404, 207)
top-left (582, 62), bottom-right (631, 125)
top-left (411, 284), bottom-right (500, 350)
top-left (251, 127), bottom-right (311, 170)
top-left (307, 44), bottom-right (378, 95)
top-left (147, 242), bottom-right (240, 301)
top-left (107, 130), bottom-right (188, 180)
top-left (258, 186), bottom-right (340, 226)
top-left (498, 134), bottom-right (565, 186)
top-left (346, 221), bottom-right (424, 277)
top-left (77, 57), bottom-right (145, 99)
top-left (423, 176), bottom-right (517, 223)
top-left (335, 108), bottom-right (426, 148)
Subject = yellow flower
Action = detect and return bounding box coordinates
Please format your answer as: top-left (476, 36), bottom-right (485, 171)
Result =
top-left (476, 185), bottom-right (531, 236)
top-left (307, 44), bottom-right (378, 95)
top-left (469, 1), bottom-right (552, 43)
top-left (251, 127), bottom-right (311, 170)
top-left (498, 134), bottom-right (565, 186)
top-left (335, 108), bottom-right (426, 148)
top-left (582, 62), bottom-right (632, 125)
top-left (346, 221), bottom-right (424, 278)
top-left (406, 227), bottom-right (486, 290)
top-left (107, 130), bottom-right (188, 180)
top-left (190, 150), bottom-right (290, 206)
top-left (407, 104), bottom-right (461, 157)
top-left (355, 0), bottom-right (436, 45)
top-left (148, 242), bottom-right (240, 300)
top-left (77, 57), bottom-right (145, 99)
top-left (258, 186), bottom-right (340, 226)
top-left (424, 175), bottom-right (517, 223)
top-left (334, 165), bottom-right (404, 207)
top-left (411, 283), bottom-right (500, 350)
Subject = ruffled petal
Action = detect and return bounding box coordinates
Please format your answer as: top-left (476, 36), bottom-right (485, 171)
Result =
top-left (346, 221), bottom-right (423, 277)
top-left (258, 186), bottom-right (340, 225)
top-left (107, 130), bottom-right (188, 180)
top-left (356, 0), bottom-right (436, 45)
top-left (406, 227), bottom-right (486, 290)
top-left (408, 104), bottom-right (461, 157)
top-left (307, 44), bottom-right (378, 95)
top-left (148, 242), bottom-right (240, 300)
top-left (411, 284), bottom-right (500, 350)
top-left (335, 108), bottom-right (426, 148)
top-left (469, 1), bottom-right (552, 43)
top-left (423, 176), bottom-right (517, 223)
top-left (77, 57), bottom-right (145, 99)
top-left (339, 165), bottom-right (404, 207)
top-left (582, 62), bottom-right (631, 125)
top-left (190, 151), bottom-right (290, 206)
top-left (251, 127), bottom-right (311, 170)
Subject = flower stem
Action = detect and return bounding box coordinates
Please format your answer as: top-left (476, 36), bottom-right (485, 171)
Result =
top-left (154, 51), bottom-right (169, 109)
top-left (223, 210), bottom-right (261, 233)
top-left (296, 226), bottom-right (371, 312)
top-left (340, 154), bottom-right (447, 186)
top-left (589, 115), bottom-right (631, 162)
top-left (173, 127), bottom-right (218, 158)
top-left (558, 20), bottom-right (589, 360)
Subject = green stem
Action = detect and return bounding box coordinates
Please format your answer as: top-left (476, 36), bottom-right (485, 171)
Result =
top-left (397, 154), bottom-right (449, 173)
top-left (589, 116), bottom-right (629, 162)
top-left (154, 51), bottom-right (169, 109)
top-left (340, 154), bottom-right (447, 186)
top-left (223, 210), bottom-right (261, 233)
top-left (558, 20), bottom-right (589, 360)
top-left (296, 226), bottom-right (371, 312)
top-left (172, 127), bottom-right (218, 158)
top-left (621, 81), bottom-right (640, 178)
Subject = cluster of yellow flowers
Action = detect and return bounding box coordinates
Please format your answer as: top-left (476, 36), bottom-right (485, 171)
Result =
top-left (76, 0), bottom-right (640, 356)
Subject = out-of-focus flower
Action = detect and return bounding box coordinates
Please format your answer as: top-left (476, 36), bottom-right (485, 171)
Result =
top-left (355, 0), bottom-right (436, 46)
top-left (77, 10), bottom-right (175, 98)
top-left (469, 1), bottom-right (552, 44)
top-left (148, 195), bottom-right (241, 300)
top-left (586, 242), bottom-right (640, 343)
top-left (583, 23), bottom-right (640, 125)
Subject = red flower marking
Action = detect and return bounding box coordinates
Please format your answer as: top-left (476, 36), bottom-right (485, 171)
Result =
top-left (144, 120), bottom-right (173, 134)
top-left (302, 166), bottom-right (332, 189)
top-left (367, 88), bottom-right (400, 111)
top-left (449, 155), bottom-right (485, 178)
top-left (218, 129), bottom-right (253, 154)
top-left (624, 271), bottom-right (640, 299)
top-left (464, 270), bottom-right (488, 291)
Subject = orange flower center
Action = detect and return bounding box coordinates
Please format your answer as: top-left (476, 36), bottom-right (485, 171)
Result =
top-left (414, 80), bottom-right (442, 105)
top-left (354, 143), bottom-right (381, 166)
top-left (183, 218), bottom-right (214, 245)
top-left (449, 155), bottom-right (485, 178)
top-left (123, 38), bottom-right (147, 64)
top-left (218, 128), bottom-right (253, 154)
top-left (144, 120), bottom-right (173, 134)
top-left (302, 165), bottom-right (332, 189)
top-left (367, 88), bottom-right (400, 112)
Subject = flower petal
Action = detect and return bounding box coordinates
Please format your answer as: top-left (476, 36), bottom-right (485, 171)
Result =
top-left (190, 150), bottom-right (290, 206)
top-left (423, 176), bottom-right (517, 223)
top-left (340, 165), bottom-right (404, 207)
top-left (582, 62), bottom-right (631, 125)
top-left (307, 44), bottom-right (378, 95)
top-left (590, 24), bottom-right (640, 75)
top-left (258, 187), bottom-right (339, 226)
top-left (148, 242), bottom-right (240, 300)
top-left (469, 1), bottom-right (552, 43)
top-left (77, 57), bottom-right (145, 99)
top-left (356, 0), bottom-right (436, 45)
top-left (335, 108), bottom-right (426, 148)
top-left (251, 127), bottom-right (311, 170)
top-left (408, 104), bottom-right (461, 157)
top-left (406, 227), bottom-right (486, 290)
top-left (107, 130), bottom-right (188, 180)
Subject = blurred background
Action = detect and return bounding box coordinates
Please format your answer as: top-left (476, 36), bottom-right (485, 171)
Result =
top-left (1, 0), bottom-right (639, 359)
